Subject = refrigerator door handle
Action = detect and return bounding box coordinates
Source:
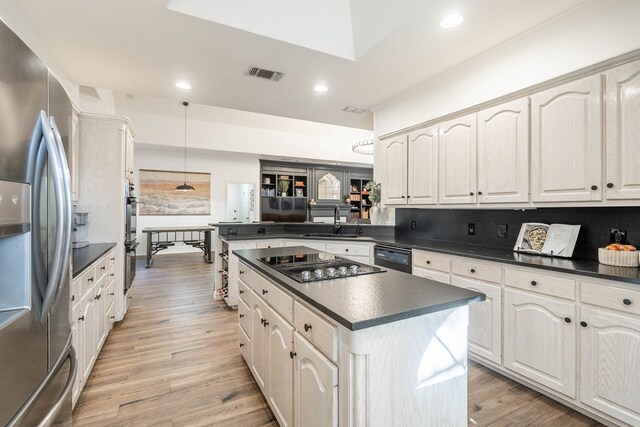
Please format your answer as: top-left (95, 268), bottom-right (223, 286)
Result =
top-left (36, 111), bottom-right (66, 324)
top-left (49, 116), bottom-right (73, 303)
top-left (36, 346), bottom-right (77, 427)
top-left (6, 337), bottom-right (76, 427)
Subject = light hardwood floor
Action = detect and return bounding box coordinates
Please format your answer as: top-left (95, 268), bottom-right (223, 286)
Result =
top-left (73, 253), bottom-right (602, 426)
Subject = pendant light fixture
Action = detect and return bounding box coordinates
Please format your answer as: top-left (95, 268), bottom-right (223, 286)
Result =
top-left (175, 101), bottom-right (195, 191)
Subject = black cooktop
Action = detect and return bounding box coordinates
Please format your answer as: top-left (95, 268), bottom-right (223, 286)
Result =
top-left (259, 252), bottom-right (385, 283)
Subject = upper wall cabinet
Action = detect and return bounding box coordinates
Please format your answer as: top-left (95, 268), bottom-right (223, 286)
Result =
top-left (438, 113), bottom-right (477, 204)
top-left (382, 136), bottom-right (408, 205)
top-left (477, 98), bottom-right (529, 204)
top-left (531, 75), bottom-right (603, 202)
top-left (605, 59), bottom-right (640, 200)
top-left (407, 126), bottom-right (438, 205)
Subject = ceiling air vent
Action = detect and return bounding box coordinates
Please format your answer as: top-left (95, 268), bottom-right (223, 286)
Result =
top-left (342, 106), bottom-right (367, 114)
top-left (247, 66), bottom-right (284, 82)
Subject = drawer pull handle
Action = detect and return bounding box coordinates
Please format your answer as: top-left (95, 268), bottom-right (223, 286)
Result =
top-left (607, 183), bottom-right (614, 188)
top-left (564, 317), bottom-right (571, 324)
top-left (426, 260), bottom-right (431, 265)
top-left (239, 270), bottom-right (245, 275)
top-left (289, 351), bottom-right (297, 359)
top-left (110, 257), bottom-right (115, 261)
top-left (591, 185), bottom-right (598, 191)
top-left (239, 314), bottom-right (244, 319)
top-left (345, 249), bottom-right (349, 252)
top-left (478, 191), bottom-right (483, 196)
top-left (263, 320), bottom-right (269, 327)
top-left (78, 316), bottom-right (85, 322)
top-left (260, 318), bottom-right (265, 325)
top-left (262, 289), bottom-right (268, 295)
top-left (239, 343), bottom-right (245, 348)
top-left (101, 266), bottom-right (106, 270)
top-left (95, 293), bottom-right (101, 300)
top-left (580, 321), bottom-right (588, 328)
top-left (239, 290), bottom-right (245, 295)
top-left (110, 273), bottom-right (115, 277)
top-left (304, 323), bottom-right (312, 332)
top-left (530, 281), bottom-right (537, 286)
top-left (470, 269), bottom-right (476, 274)
top-left (87, 277), bottom-right (94, 282)
top-left (71, 295), bottom-right (75, 302)
top-left (110, 316), bottom-right (115, 319)
top-left (109, 292), bottom-right (115, 296)
top-left (623, 298), bottom-right (632, 306)
top-left (469, 192), bottom-right (474, 196)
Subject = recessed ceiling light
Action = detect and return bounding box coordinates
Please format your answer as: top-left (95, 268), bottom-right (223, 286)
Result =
top-left (314, 84), bottom-right (328, 93)
top-left (176, 81), bottom-right (191, 90)
top-left (440, 14), bottom-right (464, 29)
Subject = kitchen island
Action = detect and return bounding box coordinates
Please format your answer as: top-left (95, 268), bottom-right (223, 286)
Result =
top-left (233, 246), bottom-right (484, 427)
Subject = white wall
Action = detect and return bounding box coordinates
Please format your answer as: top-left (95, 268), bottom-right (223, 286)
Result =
top-left (134, 145), bottom-right (260, 256)
top-left (116, 94), bottom-right (373, 165)
top-left (373, 0), bottom-right (640, 136)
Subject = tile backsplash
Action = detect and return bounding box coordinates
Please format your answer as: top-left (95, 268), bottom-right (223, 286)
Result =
top-left (395, 207), bottom-right (640, 261)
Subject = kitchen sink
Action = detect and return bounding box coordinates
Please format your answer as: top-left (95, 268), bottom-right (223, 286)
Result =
top-left (302, 232), bottom-right (360, 238)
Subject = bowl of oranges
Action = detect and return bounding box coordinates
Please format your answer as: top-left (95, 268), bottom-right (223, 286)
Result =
top-left (598, 243), bottom-right (639, 267)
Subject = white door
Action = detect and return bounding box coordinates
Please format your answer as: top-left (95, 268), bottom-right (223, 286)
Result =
top-left (226, 184), bottom-right (240, 221)
top-left (579, 308), bottom-right (640, 425)
top-left (268, 307), bottom-right (294, 427)
top-left (251, 298), bottom-right (269, 393)
top-left (80, 294), bottom-right (96, 383)
top-left (452, 277), bottom-right (502, 365)
top-left (504, 290), bottom-right (576, 398)
top-left (477, 97), bottom-right (529, 203)
top-left (531, 74), bottom-right (602, 202)
top-left (605, 59), bottom-right (640, 200)
top-left (294, 332), bottom-right (338, 427)
top-left (407, 126), bottom-right (438, 205)
top-left (438, 114), bottom-right (477, 204)
top-left (382, 136), bottom-right (407, 205)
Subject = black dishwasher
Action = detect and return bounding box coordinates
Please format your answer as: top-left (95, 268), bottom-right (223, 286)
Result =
top-left (374, 245), bottom-right (412, 273)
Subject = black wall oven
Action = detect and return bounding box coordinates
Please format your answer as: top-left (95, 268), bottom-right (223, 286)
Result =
top-left (125, 181), bottom-right (138, 291)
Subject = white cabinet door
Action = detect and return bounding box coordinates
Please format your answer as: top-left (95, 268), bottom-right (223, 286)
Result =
top-left (251, 297), bottom-right (269, 393)
top-left (504, 290), bottom-right (576, 398)
top-left (94, 276), bottom-right (107, 348)
top-left (531, 75), bottom-right (603, 202)
top-left (407, 126), bottom-right (438, 205)
top-left (70, 306), bottom-right (82, 408)
top-left (294, 332), bottom-right (338, 427)
top-left (79, 293), bottom-right (96, 384)
top-left (452, 277), bottom-right (502, 365)
top-left (605, 59), bottom-right (640, 200)
top-left (382, 135), bottom-right (408, 205)
top-left (268, 307), bottom-right (294, 427)
top-left (579, 308), bottom-right (640, 425)
top-left (477, 98), bottom-right (529, 204)
top-left (438, 114), bottom-right (477, 204)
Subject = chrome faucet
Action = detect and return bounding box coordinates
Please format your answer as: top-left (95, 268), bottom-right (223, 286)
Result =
top-left (334, 205), bottom-right (341, 234)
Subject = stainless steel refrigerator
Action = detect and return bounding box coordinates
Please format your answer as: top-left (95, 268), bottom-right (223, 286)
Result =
top-left (0, 18), bottom-right (76, 427)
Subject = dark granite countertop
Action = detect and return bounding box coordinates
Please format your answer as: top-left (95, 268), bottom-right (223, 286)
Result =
top-left (72, 243), bottom-right (116, 278)
top-left (220, 232), bottom-right (640, 285)
top-left (234, 246), bottom-right (485, 331)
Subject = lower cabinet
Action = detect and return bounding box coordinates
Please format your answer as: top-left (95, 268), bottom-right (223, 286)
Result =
top-left (452, 277), bottom-right (502, 365)
top-left (71, 248), bottom-right (117, 407)
top-left (250, 297), bottom-right (269, 392)
top-left (579, 308), bottom-right (640, 426)
top-left (293, 332), bottom-right (338, 427)
top-left (504, 289), bottom-right (576, 398)
top-left (268, 307), bottom-right (294, 427)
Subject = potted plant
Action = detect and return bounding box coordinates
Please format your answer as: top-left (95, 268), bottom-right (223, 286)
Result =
top-left (364, 180), bottom-right (381, 224)
top-left (277, 180), bottom-right (290, 197)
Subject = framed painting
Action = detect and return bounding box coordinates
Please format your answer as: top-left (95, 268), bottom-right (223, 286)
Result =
top-left (139, 169), bottom-right (211, 215)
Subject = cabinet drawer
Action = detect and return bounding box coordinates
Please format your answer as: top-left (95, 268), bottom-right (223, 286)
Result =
top-left (294, 301), bottom-right (338, 362)
top-left (238, 280), bottom-right (252, 305)
top-left (252, 271), bottom-right (273, 300)
top-left (505, 268), bottom-right (575, 300)
top-left (105, 275), bottom-right (115, 308)
top-left (238, 297), bottom-right (252, 337)
top-left (581, 281), bottom-right (640, 316)
top-left (238, 324), bottom-right (251, 365)
top-left (255, 239), bottom-right (282, 249)
top-left (106, 300), bottom-right (116, 326)
top-left (452, 259), bottom-right (501, 283)
top-left (326, 243), bottom-right (370, 257)
top-left (79, 266), bottom-right (97, 298)
top-left (412, 266), bottom-right (451, 284)
top-left (268, 283), bottom-right (293, 324)
top-left (341, 254), bottom-right (370, 265)
top-left (412, 250), bottom-right (451, 273)
top-left (96, 256), bottom-right (109, 280)
top-left (71, 277), bottom-right (81, 306)
top-left (238, 262), bottom-right (252, 288)
top-left (106, 249), bottom-right (116, 269)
